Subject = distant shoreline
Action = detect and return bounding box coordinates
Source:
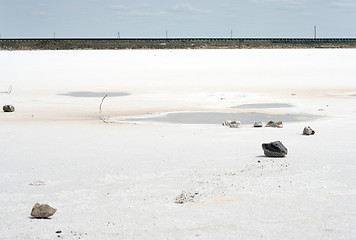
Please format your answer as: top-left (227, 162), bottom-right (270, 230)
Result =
top-left (1, 38), bottom-right (356, 50)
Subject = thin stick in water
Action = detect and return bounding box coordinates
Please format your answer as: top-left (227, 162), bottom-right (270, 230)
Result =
top-left (99, 94), bottom-right (108, 112)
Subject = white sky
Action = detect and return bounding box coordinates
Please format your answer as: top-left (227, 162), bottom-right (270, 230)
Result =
top-left (0, 0), bottom-right (355, 38)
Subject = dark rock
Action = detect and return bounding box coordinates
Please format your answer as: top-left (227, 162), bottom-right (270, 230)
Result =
top-left (262, 141), bottom-right (288, 157)
top-left (3, 105), bottom-right (15, 112)
top-left (254, 122), bottom-right (263, 127)
top-left (31, 203), bottom-right (56, 218)
top-left (265, 121), bottom-right (283, 128)
top-left (303, 126), bottom-right (315, 135)
top-left (56, 231), bottom-right (62, 234)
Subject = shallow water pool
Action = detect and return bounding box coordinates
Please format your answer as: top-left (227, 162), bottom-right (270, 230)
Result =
top-left (233, 103), bottom-right (294, 109)
top-left (122, 111), bottom-right (320, 125)
top-left (59, 91), bottom-right (129, 97)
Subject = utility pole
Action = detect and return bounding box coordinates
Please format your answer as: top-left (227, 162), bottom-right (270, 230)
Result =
top-left (231, 29), bottom-right (233, 39)
top-left (117, 32), bottom-right (120, 39)
top-left (166, 30), bottom-right (168, 39)
top-left (54, 32), bottom-right (56, 39)
top-left (314, 25), bottom-right (317, 39)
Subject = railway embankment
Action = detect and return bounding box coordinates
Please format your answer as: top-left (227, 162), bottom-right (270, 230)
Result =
top-left (1, 38), bottom-right (356, 50)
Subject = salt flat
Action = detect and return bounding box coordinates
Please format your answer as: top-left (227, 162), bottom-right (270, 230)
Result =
top-left (0, 49), bottom-right (355, 239)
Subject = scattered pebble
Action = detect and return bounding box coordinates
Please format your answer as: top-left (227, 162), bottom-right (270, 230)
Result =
top-left (29, 180), bottom-right (47, 186)
top-left (175, 191), bottom-right (200, 204)
top-left (253, 122), bottom-right (263, 127)
top-left (303, 126), bottom-right (315, 135)
top-left (265, 121), bottom-right (283, 128)
top-left (222, 120), bottom-right (241, 128)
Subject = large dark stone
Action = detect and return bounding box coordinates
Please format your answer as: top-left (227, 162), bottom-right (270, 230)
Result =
top-left (262, 141), bottom-right (288, 157)
top-left (31, 203), bottom-right (56, 218)
top-left (3, 105), bottom-right (15, 112)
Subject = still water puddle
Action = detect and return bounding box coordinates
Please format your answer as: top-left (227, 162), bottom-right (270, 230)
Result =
top-left (59, 92), bottom-right (129, 97)
top-left (233, 103), bottom-right (294, 109)
top-left (121, 112), bottom-right (320, 125)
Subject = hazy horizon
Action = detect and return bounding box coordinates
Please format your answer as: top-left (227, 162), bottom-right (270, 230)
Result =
top-left (1, 0), bottom-right (355, 39)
